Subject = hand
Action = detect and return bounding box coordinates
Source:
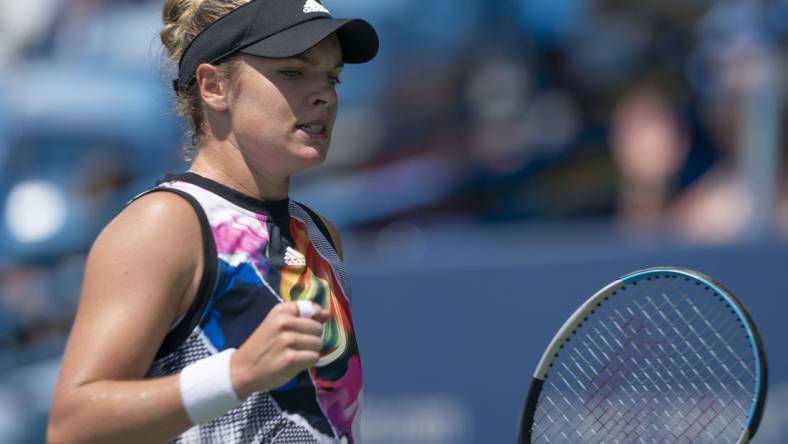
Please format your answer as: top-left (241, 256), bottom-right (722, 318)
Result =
top-left (230, 302), bottom-right (329, 399)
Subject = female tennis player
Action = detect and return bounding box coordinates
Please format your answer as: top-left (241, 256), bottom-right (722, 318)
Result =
top-left (47, 0), bottom-right (378, 442)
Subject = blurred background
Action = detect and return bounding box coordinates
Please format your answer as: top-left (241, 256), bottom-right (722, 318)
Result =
top-left (0, 0), bottom-right (786, 442)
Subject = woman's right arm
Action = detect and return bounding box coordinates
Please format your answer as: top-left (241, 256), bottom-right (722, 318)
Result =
top-left (47, 192), bottom-right (327, 444)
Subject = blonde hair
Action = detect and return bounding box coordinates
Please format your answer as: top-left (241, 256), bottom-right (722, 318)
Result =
top-left (160, 0), bottom-right (251, 155)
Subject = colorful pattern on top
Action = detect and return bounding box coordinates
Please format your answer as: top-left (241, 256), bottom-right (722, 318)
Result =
top-left (143, 175), bottom-right (361, 444)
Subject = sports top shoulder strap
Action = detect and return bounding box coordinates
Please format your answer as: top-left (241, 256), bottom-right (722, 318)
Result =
top-left (294, 202), bottom-right (337, 253)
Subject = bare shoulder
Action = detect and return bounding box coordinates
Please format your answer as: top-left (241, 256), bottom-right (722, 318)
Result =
top-left (89, 189), bottom-right (202, 310)
top-left (59, 190), bottom-right (203, 385)
top-left (87, 189), bottom-right (203, 326)
top-left (106, 190), bottom-right (199, 236)
top-left (89, 191), bottom-right (202, 282)
top-left (315, 213), bottom-right (344, 259)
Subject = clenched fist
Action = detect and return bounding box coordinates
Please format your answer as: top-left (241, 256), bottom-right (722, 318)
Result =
top-left (230, 301), bottom-right (329, 399)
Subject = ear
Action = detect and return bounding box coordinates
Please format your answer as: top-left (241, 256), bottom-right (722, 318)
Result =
top-left (196, 63), bottom-right (230, 112)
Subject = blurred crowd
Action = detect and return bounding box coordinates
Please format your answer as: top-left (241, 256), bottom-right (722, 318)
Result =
top-left (0, 0), bottom-right (786, 441)
top-left (294, 0), bottom-right (788, 244)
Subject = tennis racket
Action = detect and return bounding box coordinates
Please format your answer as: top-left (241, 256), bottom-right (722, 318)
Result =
top-left (518, 267), bottom-right (768, 443)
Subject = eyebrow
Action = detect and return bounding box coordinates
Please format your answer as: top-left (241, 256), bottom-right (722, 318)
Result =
top-left (291, 53), bottom-right (344, 70)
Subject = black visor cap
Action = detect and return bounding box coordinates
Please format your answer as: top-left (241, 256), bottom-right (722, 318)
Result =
top-left (175, 0), bottom-right (379, 92)
top-left (240, 18), bottom-right (377, 62)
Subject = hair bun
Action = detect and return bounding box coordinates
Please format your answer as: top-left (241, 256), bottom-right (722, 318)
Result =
top-left (160, 0), bottom-right (205, 64)
top-left (158, 0), bottom-right (250, 151)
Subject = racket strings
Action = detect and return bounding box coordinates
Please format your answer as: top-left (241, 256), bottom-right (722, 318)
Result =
top-left (537, 314), bottom-right (665, 442)
top-left (649, 293), bottom-right (753, 380)
top-left (635, 296), bottom-right (748, 443)
top-left (643, 294), bottom-right (756, 422)
top-left (531, 281), bottom-right (756, 443)
top-left (632, 296), bottom-right (751, 441)
top-left (640, 296), bottom-right (753, 392)
top-left (587, 309), bottom-right (699, 442)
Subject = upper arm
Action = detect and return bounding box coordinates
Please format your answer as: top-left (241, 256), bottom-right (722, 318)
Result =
top-left (54, 191), bottom-right (202, 393)
top-left (317, 214), bottom-right (344, 259)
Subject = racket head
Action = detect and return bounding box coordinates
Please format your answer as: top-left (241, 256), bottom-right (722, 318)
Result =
top-left (518, 267), bottom-right (768, 444)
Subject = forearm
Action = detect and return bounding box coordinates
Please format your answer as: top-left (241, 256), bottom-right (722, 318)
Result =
top-left (48, 374), bottom-right (192, 444)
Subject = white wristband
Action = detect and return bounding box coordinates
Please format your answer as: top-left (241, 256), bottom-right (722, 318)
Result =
top-left (179, 348), bottom-right (243, 425)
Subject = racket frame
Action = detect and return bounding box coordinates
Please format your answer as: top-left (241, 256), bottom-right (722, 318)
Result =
top-left (519, 267), bottom-right (768, 444)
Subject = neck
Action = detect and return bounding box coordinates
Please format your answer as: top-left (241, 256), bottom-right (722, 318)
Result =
top-left (189, 139), bottom-right (290, 201)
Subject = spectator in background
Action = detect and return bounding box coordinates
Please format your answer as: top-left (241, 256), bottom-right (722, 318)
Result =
top-left (610, 83), bottom-right (690, 238)
top-left (611, 0), bottom-right (786, 244)
top-left (668, 104), bottom-right (754, 243)
top-left (669, 0), bottom-right (784, 243)
top-left (611, 72), bottom-right (783, 244)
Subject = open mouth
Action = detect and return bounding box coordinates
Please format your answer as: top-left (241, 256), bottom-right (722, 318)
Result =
top-left (296, 124), bottom-right (326, 136)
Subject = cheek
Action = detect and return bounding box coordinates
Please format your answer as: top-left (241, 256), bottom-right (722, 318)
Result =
top-left (232, 91), bottom-right (293, 138)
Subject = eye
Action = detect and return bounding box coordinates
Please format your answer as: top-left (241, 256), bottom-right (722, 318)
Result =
top-left (279, 70), bottom-right (302, 79)
top-left (329, 75), bottom-right (342, 86)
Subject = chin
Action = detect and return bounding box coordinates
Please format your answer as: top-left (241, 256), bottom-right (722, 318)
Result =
top-left (291, 146), bottom-right (328, 171)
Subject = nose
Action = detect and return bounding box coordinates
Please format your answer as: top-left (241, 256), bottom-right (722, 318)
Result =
top-left (309, 76), bottom-right (338, 109)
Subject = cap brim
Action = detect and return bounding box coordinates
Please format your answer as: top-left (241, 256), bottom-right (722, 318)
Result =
top-left (240, 18), bottom-right (378, 64)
